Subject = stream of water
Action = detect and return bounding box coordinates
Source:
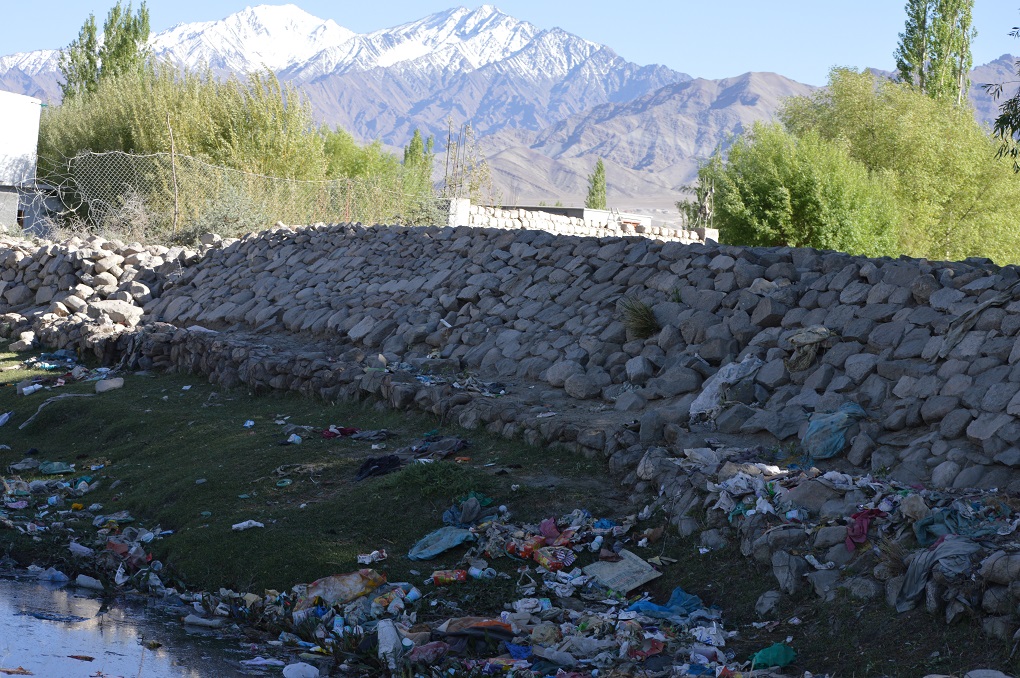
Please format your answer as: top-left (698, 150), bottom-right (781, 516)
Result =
top-left (0, 576), bottom-right (254, 677)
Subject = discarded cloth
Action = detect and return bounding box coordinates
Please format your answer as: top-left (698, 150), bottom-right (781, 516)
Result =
top-left (895, 535), bottom-right (982, 612)
top-left (354, 455), bottom-right (402, 481)
top-left (845, 508), bottom-right (887, 552)
top-left (914, 505), bottom-right (1000, 548)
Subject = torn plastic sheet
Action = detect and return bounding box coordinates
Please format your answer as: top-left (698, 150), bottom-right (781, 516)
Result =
top-left (689, 356), bottom-right (763, 422)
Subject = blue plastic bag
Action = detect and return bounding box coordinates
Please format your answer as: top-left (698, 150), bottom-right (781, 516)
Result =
top-left (407, 526), bottom-right (475, 560)
top-left (801, 402), bottom-right (867, 460)
top-left (627, 586), bottom-right (703, 622)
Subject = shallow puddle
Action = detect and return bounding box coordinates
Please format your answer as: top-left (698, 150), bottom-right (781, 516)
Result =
top-left (0, 576), bottom-right (251, 677)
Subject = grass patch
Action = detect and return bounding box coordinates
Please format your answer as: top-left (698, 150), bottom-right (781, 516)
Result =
top-left (620, 297), bottom-right (661, 339)
top-left (0, 345), bottom-right (623, 598)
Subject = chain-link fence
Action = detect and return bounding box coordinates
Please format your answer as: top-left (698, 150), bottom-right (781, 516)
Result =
top-left (20, 150), bottom-right (447, 243)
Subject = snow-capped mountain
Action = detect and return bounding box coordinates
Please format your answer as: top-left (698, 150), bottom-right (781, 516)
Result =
top-left (281, 5), bottom-right (547, 81)
top-left (0, 50), bottom-right (60, 77)
top-left (151, 4), bottom-right (355, 73)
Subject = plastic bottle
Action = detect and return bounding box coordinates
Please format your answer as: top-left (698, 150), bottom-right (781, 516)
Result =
top-left (431, 569), bottom-right (468, 585)
top-left (468, 566), bottom-right (497, 579)
top-left (376, 619), bottom-right (400, 671)
top-left (589, 535), bottom-right (604, 552)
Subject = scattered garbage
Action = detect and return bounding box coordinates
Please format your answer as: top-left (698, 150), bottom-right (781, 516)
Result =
top-left (356, 550), bottom-right (387, 565)
top-left (231, 520), bottom-right (264, 531)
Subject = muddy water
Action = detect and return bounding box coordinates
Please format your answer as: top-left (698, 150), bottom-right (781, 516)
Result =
top-left (0, 576), bottom-right (251, 677)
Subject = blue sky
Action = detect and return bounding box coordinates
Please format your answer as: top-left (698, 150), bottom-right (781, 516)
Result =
top-left (4, 1), bottom-right (1018, 85)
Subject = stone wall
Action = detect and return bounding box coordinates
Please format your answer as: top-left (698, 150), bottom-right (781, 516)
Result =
top-left (1, 223), bottom-right (1020, 494)
top-left (454, 200), bottom-right (713, 243)
top-left (6, 223), bottom-right (1020, 638)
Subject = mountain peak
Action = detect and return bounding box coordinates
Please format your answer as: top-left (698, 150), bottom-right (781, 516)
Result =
top-left (150, 4), bottom-right (355, 72)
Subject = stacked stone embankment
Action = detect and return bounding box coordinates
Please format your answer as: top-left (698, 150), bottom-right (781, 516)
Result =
top-left (2, 223), bottom-right (1020, 496)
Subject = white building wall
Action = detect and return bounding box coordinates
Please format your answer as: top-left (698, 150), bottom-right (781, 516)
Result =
top-left (0, 90), bottom-right (42, 186)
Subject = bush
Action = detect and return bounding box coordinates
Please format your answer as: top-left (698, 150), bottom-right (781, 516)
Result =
top-left (38, 65), bottom-right (439, 242)
top-left (699, 123), bottom-right (900, 258)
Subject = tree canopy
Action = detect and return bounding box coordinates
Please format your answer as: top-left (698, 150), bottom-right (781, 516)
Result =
top-left (585, 158), bottom-right (606, 210)
top-left (894, 0), bottom-right (974, 104)
top-left (692, 68), bottom-right (1020, 263)
top-left (59, 1), bottom-right (150, 100)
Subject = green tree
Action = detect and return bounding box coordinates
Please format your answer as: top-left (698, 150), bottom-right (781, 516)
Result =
top-left (894, 0), bottom-right (974, 104)
top-left (585, 158), bottom-right (606, 210)
top-left (59, 1), bottom-right (150, 100)
top-left (401, 128), bottom-right (436, 221)
top-left (696, 122), bottom-right (899, 257)
top-left (984, 14), bottom-right (1020, 172)
top-left (782, 67), bottom-right (1020, 262)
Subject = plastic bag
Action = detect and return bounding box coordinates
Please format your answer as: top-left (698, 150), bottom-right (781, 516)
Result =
top-left (408, 526), bottom-right (475, 560)
top-left (801, 402), bottom-right (867, 460)
top-left (751, 642), bottom-right (796, 668)
top-left (297, 569), bottom-right (385, 610)
top-left (627, 586), bottom-right (703, 622)
top-left (689, 356), bottom-right (763, 421)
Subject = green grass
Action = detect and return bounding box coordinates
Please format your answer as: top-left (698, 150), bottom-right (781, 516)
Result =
top-left (0, 345), bottom-right (622, 598)
top-left (620, 297), bottom-right (661, 339)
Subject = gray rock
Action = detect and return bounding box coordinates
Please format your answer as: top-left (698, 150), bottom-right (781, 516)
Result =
top-left (920, 396), bottom-right (960, 423)
top-left (940, 410), bottom-right (973, 439)
top-left (841, 576), bottom-right (881, 601)
top-left (563, 374), bottom-right (601, 400)
top-left (615, 391), bottom-right (647, 412)
top-left (625, 356), bottom-right (655, 385)
top-left (771, 550), bottom-right (809, 594)
top-left (754, 590), bottom-right (781, 617)
top-left (931, 460), bottom-right (961, 488)
top-left (89, 299), bottom-right (143, 327)
top-left (716, 403), bottom-right (756, 434)
top-left (785, 479), bottom-right (839, 515)
top-left (967, 413), bottom-right (1011, 441)
top-left (751, 298), bottom-right (788, 328)
top-left (546, 360), bottom-right (584, 387)
top-left (844, 353), bottom-right (879, 383)
top-left (810, 529), bottom-right (847, 555)
top-left (700, 528), bottom-right (730, 550)
top-left (806, 570), bottom-right (840, 601)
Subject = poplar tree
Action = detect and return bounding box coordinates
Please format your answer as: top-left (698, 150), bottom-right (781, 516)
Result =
top-left (59, 1), bottom-right (150, 100)
top-left (894, 0), bottom-right (974, 105)
top-left (585, 158), bottom-right (606, 210)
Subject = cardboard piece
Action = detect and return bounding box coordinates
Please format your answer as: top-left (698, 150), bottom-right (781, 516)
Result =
top-left (582, 549), bottom-right (661, 593)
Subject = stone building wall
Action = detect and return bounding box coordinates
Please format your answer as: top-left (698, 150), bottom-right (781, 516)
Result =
top-left (452, 200), bottom-right (715, 244)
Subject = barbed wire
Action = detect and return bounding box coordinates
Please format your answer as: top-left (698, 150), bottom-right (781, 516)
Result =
top-left (18, 150), bottom-right (446, 243)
